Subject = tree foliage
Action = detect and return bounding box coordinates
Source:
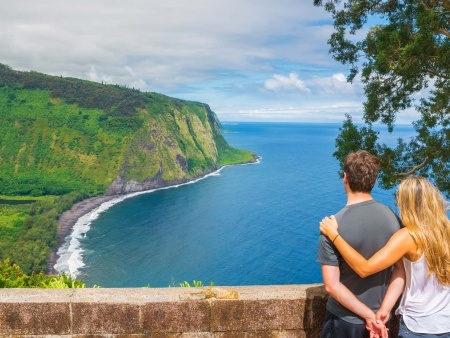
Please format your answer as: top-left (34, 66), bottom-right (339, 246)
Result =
top-left (314, 0), bottom-right (450, 195)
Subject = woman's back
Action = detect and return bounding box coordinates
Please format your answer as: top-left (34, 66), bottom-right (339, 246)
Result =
top-left (396, 177), bottom-right (450, 286)
top-left (396, 254), bottom-right (450, 334)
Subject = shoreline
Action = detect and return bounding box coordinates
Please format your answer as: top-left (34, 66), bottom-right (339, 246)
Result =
top-left (47, 157), bottom-right (261, 276)
top-left (46, 194), bottom-right (120, 275)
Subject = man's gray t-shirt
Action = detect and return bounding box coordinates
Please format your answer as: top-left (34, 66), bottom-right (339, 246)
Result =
top-left (317, 200), bottom-right (401, 324)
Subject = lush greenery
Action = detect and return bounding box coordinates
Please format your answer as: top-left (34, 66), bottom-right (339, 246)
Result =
top-left (0, 259), bottom-right (86, 288)
top-left (0, 193), bottom-right (85, 273)
top-left (314, 0), bottom-right (449, 195)
top-left (0, 64), bottom-right (255, 277)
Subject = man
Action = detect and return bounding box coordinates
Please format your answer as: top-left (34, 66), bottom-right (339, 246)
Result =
top-left (317, 150), bottom-right (403, 337)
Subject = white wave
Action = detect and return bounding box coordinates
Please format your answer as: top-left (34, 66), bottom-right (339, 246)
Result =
top-left (54, 196), bottom-right (128, 277)
top-left (53, 166), bottom-right (245, 278)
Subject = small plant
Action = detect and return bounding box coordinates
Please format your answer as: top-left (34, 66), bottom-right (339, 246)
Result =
top-left (178, 280), bottom-right (214, 287)
top-left (40, 274), bottom-right (86, 289)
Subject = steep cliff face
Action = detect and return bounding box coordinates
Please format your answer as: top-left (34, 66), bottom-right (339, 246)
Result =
top-left (0, 64), bottom-right (255, 197)
top-left (106, 100), bottom-right (235, 194)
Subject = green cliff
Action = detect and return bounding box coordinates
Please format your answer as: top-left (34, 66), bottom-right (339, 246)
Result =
top-left (0, 64), bottom-right (255, 196)
top-left (0, 64), bottom-right (256, 273)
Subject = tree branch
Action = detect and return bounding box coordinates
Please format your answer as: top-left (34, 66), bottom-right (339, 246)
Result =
top-left (396, 155), bottom-right (434, 177)
top-left (437, 27), bottom-right (450, 39)
top-left (426, 68), bottom-right (450, 79)
top-left (418, 0), bottom-right (450, 38)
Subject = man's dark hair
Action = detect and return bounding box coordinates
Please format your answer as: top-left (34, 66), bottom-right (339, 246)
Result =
top-left (344, 150), bottom-right (380, 193)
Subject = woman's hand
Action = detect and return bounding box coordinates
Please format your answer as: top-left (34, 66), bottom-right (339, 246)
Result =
top-left (320, 215), bottom-right (339, 240)
top-left (366, 318), bottom-right (388, 338)
top-left (375, 307), bottom-right (391, 325)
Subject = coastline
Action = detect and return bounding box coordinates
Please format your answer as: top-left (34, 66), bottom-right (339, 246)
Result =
top-left (46, 194), bottom-right (119, 274)
top-left (47, 157), bottom-right (260, 276)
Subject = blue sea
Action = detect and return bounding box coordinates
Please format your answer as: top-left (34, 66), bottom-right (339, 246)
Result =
top-left (54, 122), bottom-right (414, 287)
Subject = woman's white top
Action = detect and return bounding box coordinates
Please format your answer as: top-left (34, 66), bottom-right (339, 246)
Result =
top-left (395, 254), bottom-right (450, 334)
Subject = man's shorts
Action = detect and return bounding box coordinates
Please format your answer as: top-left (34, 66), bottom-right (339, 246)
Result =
top-left (320, 310), bottom-right (371, 338)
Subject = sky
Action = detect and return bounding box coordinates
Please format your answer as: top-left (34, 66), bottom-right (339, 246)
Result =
top-left (0, 0), bottom-right (418, 123)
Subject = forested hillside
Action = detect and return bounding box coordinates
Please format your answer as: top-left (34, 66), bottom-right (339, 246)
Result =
top-left (0, 64), bottom-right (255, 274)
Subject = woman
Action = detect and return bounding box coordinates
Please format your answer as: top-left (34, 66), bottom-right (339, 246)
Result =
top-left (320, 176), bottom-right (450, 337)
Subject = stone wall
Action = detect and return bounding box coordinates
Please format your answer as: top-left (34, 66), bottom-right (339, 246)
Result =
top-left (0, 284), bottom-right (398, 337)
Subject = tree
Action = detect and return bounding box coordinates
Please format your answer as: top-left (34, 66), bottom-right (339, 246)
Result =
top-left (314, 0), bottom-right (450, 195)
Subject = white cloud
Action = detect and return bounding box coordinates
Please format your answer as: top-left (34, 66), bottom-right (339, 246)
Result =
top-left (217, 102), bottom-right (365, 123)
top-left (0, 0), bottom-right (333, 88)
top-left (86, 66), bottom-right (115, 84)
top-left (264, 73), bottom-right (311, 93)
top-left (308, 73), bottom-right (363, 95)
top-left (262, 72), bottom-right (362, 98)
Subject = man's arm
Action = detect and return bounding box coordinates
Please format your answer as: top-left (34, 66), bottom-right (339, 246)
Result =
top-left (322, 265), bottom-right (387, 336)
top-left (376, 260), bottom-right (406, 324)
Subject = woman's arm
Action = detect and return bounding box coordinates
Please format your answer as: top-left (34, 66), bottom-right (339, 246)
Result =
top-left (320, 216), bottom-right (413, 277)
top-left (376, 260), bottom-right (406, 324)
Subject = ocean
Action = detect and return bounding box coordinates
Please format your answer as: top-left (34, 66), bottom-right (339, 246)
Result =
top-left (54, 122), bottom-right (414, 287)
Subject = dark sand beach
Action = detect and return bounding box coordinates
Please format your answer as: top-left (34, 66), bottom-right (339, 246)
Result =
top-left (46, 194), bottom-right (119, 274)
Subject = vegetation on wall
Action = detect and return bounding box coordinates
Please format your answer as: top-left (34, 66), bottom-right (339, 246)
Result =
top-left (0, 259), bottom-right (86, 288)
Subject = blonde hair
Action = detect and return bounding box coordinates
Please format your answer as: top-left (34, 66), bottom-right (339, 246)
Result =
top-left (396, 176), bottom-right (450, 285)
